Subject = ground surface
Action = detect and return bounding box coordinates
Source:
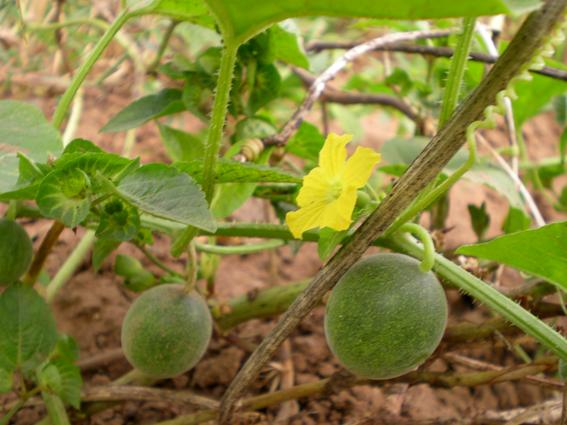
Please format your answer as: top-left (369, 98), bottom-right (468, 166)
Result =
top-left (1, 74), bottom-right (566, 425)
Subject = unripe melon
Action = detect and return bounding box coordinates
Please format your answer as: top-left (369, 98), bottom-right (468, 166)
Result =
top-left (0, 219), bottom-right (33, 285)
top-left (325, 253), bottom-right (448, 380)
top-left (121, 284), bottom-right (212, 378)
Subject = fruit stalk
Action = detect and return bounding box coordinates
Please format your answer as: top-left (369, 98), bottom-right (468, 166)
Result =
top-left (219, 1), bottom-right (567, 420)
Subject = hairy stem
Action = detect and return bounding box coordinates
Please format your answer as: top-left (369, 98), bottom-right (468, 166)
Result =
top-left (438, 17), bottom-right (477, 127)
top-left (42, 392), bottom-right (71, 425)
top-left (172, 43), bottom-right (238, 256)
top-left (219, 2), bottom-right (567, 420)
top-left (398, 223), bottom-right (435, 272)
top-left (51, 10), bottom-right (131, 129)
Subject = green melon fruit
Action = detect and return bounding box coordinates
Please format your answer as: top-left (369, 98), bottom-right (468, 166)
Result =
top-left (0, 219), bottom-right (33, 285)
top-left (121, 284), bottom-right (212, 378)
top-left (324, 253), bottom-right (448, 380)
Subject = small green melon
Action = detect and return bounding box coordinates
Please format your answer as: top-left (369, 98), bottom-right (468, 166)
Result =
top-left (121, 284), bottom-right (212, 378)
top-left (324, 253), bottom-right (448, 380)
top-left (0, 219), bottom-right (33, 285)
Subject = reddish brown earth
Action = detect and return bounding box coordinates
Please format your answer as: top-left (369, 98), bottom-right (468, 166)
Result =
top-left (1, 74), bottom-right (566, 425)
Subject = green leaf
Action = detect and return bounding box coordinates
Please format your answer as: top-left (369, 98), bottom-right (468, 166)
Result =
top-left (234, 116), bottom-right (277, 141)
top-left (211, 182), bottom-right (257, 218)
top-left (129, 0), bottom-right (214, 26)
top-left (158, 124), bottom-right (205, 162)
top-left (268, 23), bottom-right (309, 69)
top-left (62, 139), bottom-right (104, 155)
top-left (92, 239), bottom-right (121, 272)
top-left (467, 202), bottom-right (490, 241)
top-left (248, 63), bottom-right (281, 113)
top-left (38, 363), bottom-right (63, 394)
top-left (317, 228), bottom-right (347, 260)
top-left (52, 335), bottom-right (80, 363)
top-left (0, 153), bottom-right (46, 201)
top-left (101, 89), bottom-right (184, 133)
top-left (115, 254), bottom-right (157, 292)
top-left (176, 159), bottom-right (301, 183)
top-left (115, 163), bottom-right (216, 231)
top-left (512, 59), bottom-right (567, 126)
top-left (502, 206), bottom-right (531, 234)
top-left (286, 122), bottom-right (325, 162)
top-left (0, 284), bottom-right (58, 373)
top-left (0, 100), bottom-right (63, 194)
top-left (204, 0), bottom-right (538, 44)
top-left (36, 167), bottom-right (92, 228)
top-left (457, 222), bottom-right (567, 291)
top-left (48, 358), bottom-right (82, 409)
top-left (0, 368), bottom-right (13, 394)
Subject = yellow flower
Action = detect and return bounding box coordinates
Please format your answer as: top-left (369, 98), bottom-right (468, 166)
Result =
top-left (286, 133), bottom-right (381, 238)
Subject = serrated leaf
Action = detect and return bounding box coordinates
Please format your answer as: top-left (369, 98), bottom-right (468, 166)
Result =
top-left (115, 163), bottom-right (216, 231)
top-left (101, 89), bottom-right (184, 133)
top-left (49, 358), bottom-right (82, 409)
top-left (158, 124), bottom-right (205, 162)
top-left (457, 221), bottom-right (567, 291)
top-left (176, 159), bottom-right (301, 184)
top-left (38, 363), bottom-right (63, 395)
top-left (63, 139), bottom-right (104, 155)
top-left (0, 284), bottom-right (58, 372)
top-left (36, 167), bottom-right (92, 228)
top-left (0, 100), bottom-right (63, 194)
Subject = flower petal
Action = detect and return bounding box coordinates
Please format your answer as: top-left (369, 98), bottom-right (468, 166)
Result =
top-left (286, 201), bottom-right (327, 238)
top-left (343, 147), bottom-right (381, 188)
top-left (320, 185), bottom-right (358, 231)
top-left (319, 133), bottom-right (352, 177)
top-left (296, 167), bottom-right (331, 207)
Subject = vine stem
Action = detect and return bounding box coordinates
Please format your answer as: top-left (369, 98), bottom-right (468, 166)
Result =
top-left (51, 9), bottom-right (131, 129)
top-left (438, 17), bottom-right (477, 127)
top-left (218, 2), bottom-right (567, 421)
top-left (387, 16), bottom-right (477, 235)
top-left (202, 43), bottom-right (238, 201)
top-left (46, 230), bottom-right (96, 303)
top-left (172, 43), bottom-right (238, 256)
top-left (397, 223), bottom-right (435, 272)
top-left (194, 239), bottom-right (284, 255)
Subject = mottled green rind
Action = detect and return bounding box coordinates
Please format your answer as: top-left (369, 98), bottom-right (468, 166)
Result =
top-left (0, 219), bottom-right (33, 285)
top-left (325, 253), bottom-right (448, 380)
top-left (121, 284), bottom-right (212, 378)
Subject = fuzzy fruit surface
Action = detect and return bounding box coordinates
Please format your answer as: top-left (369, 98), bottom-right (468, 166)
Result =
top-left (121, 284), bottom-right (212, 378)
top-left (0, 219), bottom-right (33, 285)
top-left (325, 253), bottom-right (448, 379)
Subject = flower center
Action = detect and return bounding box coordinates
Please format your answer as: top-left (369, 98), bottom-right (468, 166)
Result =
top-left (326, 179), bottom-right (343, 202)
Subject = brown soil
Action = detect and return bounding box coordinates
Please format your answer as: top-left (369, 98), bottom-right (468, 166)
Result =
top-left (1, 70), bottom-right (566, 425)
